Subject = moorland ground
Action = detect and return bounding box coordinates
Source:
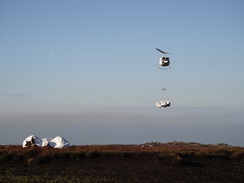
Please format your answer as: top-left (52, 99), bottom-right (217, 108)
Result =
top-left (0, 143), bottom-right (244, 183)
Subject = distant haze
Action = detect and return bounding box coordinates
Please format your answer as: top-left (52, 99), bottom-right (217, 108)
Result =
top-left (1, 107), bottom-right (243, 147)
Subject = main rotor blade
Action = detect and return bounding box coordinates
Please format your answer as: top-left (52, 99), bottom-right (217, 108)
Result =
top-left (156, 48), bottom-right (166, 54)
top-left (156, 48), bottom-right (172, 54)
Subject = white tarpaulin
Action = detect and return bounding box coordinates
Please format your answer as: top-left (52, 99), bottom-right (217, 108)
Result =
top-left (22, 135), bottom-right (70, 148)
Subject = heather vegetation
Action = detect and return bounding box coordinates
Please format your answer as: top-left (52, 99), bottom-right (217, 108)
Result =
top-left (0, 144), bottom-right (243, 182)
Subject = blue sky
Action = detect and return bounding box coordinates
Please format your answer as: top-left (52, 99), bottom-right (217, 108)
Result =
top-left (1, 0), bottom-right (244, 146)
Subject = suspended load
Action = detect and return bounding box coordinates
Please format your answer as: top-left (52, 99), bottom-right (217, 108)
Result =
top-left (155, 101), bottom-right (171, 108)
top-left (155, 48), bottom-right (172, 108)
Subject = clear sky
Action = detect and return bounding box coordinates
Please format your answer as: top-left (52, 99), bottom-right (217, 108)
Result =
top-left (1, 0), bottom-right (244, 146)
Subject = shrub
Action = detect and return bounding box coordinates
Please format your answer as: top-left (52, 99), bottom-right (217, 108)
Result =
top-left (27, 149), bottom-right (40, 158)
top-left (0, 153), bottom-right (13, 163)
top-left (56, 151), bottom-right (71, 159)
top-left (12, 153), bottom-right (24, 163)
top-left (87, 151), bottom-right (101, 159)
top-left (157, 152), bottom-right (184, 166)
top-left (120, 152), bottom-right (131, 158)
top-left (36, 156), bottom-right (52, 164)
top-left (178, 151), bottom-right (195, 158)
top-left (27, 158), bottom-right (37, 166)
top-left (158, 152), bottom-right (177, 161)
top-left (179, 159), bottom-right (203, 167)
top-left (175, 156), bottom-right (183, 164)
top-left (69, 152), bottom-right (87, 159)
top-left (79, 152), bottom-right (87, 159)
top-left (0, 149), bottom-right (7, 156)
top-left (228, 150), bottom-right (244, 160)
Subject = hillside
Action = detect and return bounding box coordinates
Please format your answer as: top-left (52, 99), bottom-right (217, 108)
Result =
top-left (0, 142), bottom-right (244, 183)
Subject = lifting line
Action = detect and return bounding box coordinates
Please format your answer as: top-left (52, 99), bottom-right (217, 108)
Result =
top-left (160, 67), bottom-right (168, 101)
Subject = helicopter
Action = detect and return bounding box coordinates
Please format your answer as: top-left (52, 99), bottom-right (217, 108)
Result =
top-left (156, 48), bottom-right (170, 67)
top-left (155, 48), bottom-right (172, 108)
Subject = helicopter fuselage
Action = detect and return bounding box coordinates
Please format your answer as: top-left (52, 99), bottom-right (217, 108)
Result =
top-left (159, 57), bottom-right (170, 67)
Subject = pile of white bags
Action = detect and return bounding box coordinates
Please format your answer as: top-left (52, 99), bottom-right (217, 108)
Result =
top-left (22, 135), bottom-right (70, 148)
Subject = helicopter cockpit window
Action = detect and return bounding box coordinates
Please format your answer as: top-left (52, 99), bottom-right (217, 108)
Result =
top-left (162, 57), bottom-right (169, 61)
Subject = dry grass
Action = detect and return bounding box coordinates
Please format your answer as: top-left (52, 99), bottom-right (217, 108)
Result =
top-left (1, 144), bottom-right (244, 161)
top-left (0, 144), bottom-right (243, 183)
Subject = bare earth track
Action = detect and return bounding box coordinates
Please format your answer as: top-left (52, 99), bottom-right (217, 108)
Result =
top-left (0, 142), bottom-right (244, 183)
